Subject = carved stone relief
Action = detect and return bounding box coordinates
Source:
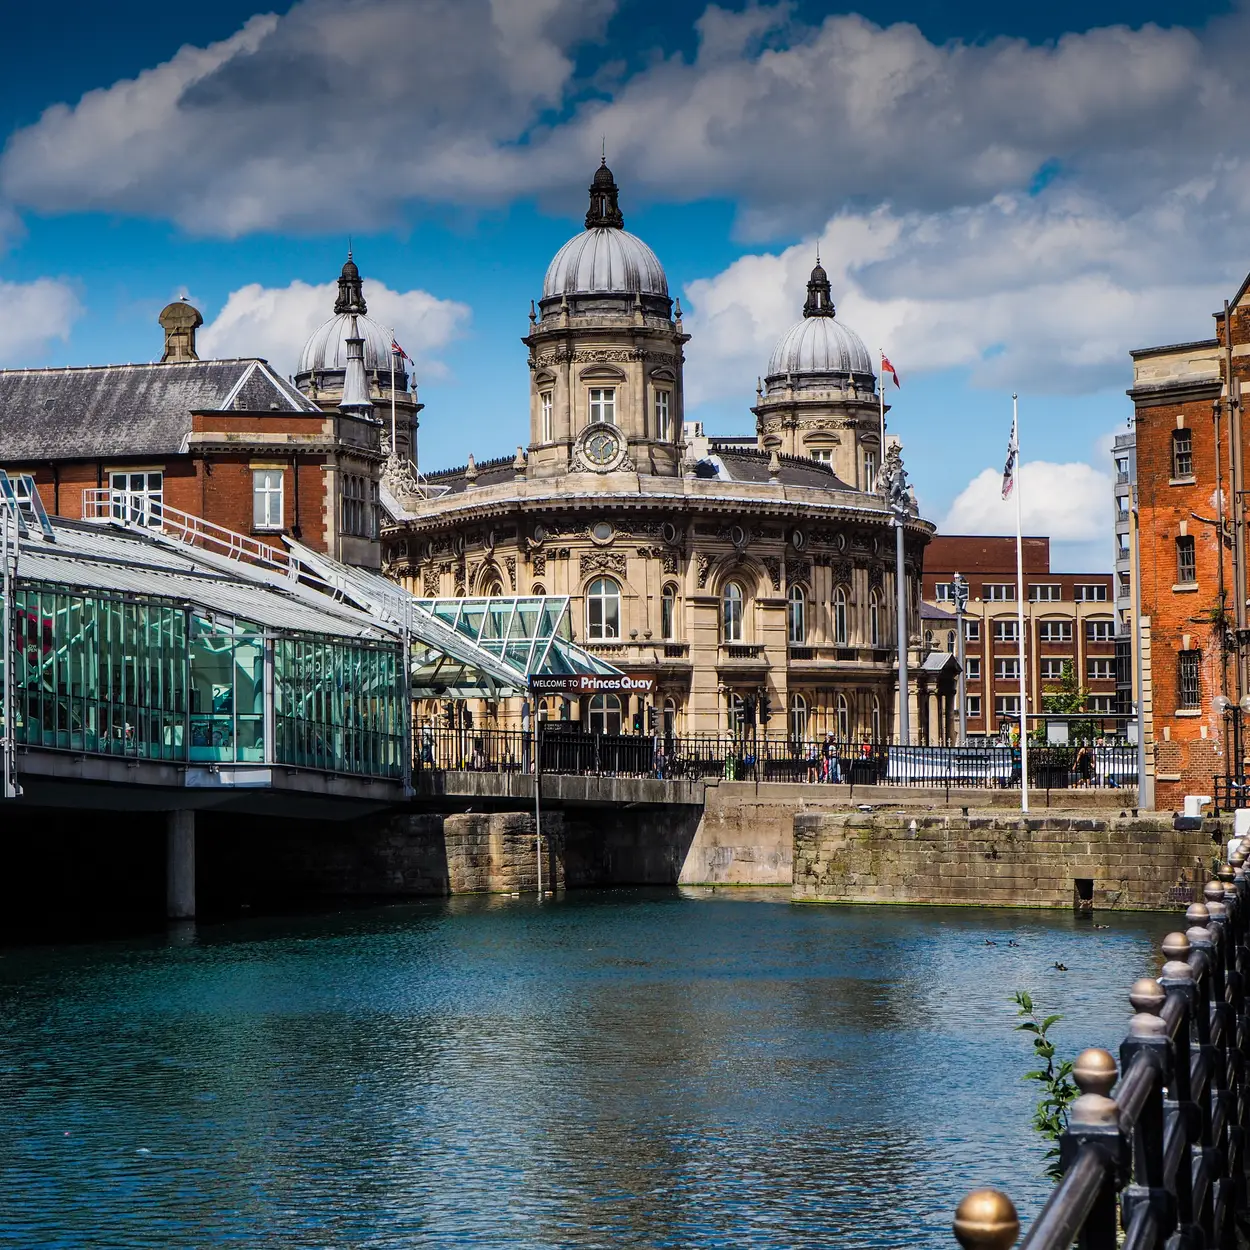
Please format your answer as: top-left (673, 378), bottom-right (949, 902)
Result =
top-left (763, 557), bottom-right (781, 591)
top-left (696, 553), bottom-right (712, 588)
top-left (579, 550), bottom-right (627, 579)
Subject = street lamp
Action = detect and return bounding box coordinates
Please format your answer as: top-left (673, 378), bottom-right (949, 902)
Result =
top-left (883, 447), bottom-right (912, 745)
top-left (953, 572), bottom-right (968, 745)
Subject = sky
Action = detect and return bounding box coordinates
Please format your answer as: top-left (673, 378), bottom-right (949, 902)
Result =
top-left (0, 0), bottom-right (1244, 572)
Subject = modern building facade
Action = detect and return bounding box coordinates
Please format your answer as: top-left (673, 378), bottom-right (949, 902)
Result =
top-left (1112, 430), bottom-right (1137, 717)
top-left (921, 535), bottom-right (1116, 737)
top-left (380, 162), bottom-right (935, 741)
top-left (0, 261), bottom-right (417, 571)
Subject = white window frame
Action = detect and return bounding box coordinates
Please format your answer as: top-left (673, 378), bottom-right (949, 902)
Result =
top-left (934, 583), bottom-right (954, 602)
top-left (995, 658), bottom-right (1021, 681)
top-left (588, 387), bottom-right (616, 426)
top-left (965, 658), bottom-right (981, 682)
top-left (832, 586), bottom-right (849, 646)
top-left (984, 583), bottom-right (1016, 602)
top-left (995, 694), bottom-right (1022, 720)
top-left (811, 448), bottom-right (834, 465)
top-left (1086, 620), bottom-right (1115, 643)
top-left (722, 582), bottom-right (745, 643)
top-left (252, 468), bottom-right (284, 531)
top-left (787, 584), bottom-right (806, 645)
top-left (1075, 584), bottom-right (1108, 602)
top-left (861, 448), bottom-right (878, 492)
top-left (540, 391), bottom-right (554, 443)
top-left (1040, 658), bottom-right (1068, 681)
top-left (868, 590), bottom-right (881, 648)
top-left (789, 693), bottom-right (808, 744)
top-left (660, 583), bottom-right (678, 641)
top-left (966, 695), bottom-right (982, 719)
top-left (836, 693), bottom-right (850, 740)
top-left (588, 692), bottom-right (622, 735)
top-left (964, 619), bottom-right (981, 642)
top-left (1087, 658), bottom-right (1115, 681)
top-left (654, 389), bottom-right (671, 442)
top-left (1029, 584), bottom-right (1061, 602)
top-left (1039, 620), bottom-right (1074, 643)
top-left (993, 619), bottom-right (1019, 643)
top-left (109, 470), bottom-right (163, 527)
top-left (586, 577), bottom-right (622, 641)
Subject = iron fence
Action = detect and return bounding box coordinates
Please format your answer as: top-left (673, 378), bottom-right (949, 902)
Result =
top-left (412, 726), bottom-right (1138, 789)
top-left (953, 851), bottom-right (1250, 1250)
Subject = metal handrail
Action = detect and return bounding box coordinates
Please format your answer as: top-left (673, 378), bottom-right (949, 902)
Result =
top-left (953, 864), bottom-right (1250, 1250)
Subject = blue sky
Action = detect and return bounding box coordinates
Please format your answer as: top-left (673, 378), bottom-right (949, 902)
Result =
top-left (0, 0), bottom-right (1244, 570)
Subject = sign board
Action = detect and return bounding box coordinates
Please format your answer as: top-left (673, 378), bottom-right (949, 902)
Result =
top-left (528, 673), bottom-right (657, 697)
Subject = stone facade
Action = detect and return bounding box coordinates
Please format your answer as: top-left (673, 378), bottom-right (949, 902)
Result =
top-left (793, 810), bottom-right (1213, 909)
top-left (382, 165), bottom-right (933, 740)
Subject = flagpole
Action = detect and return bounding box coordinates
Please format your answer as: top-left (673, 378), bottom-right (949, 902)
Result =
top-left (879, 351), bottom-right (886, 488)
top-left (389, 328), bottom-right (398, 458)
top-left (1013, 394), bottom-right (1030, 813)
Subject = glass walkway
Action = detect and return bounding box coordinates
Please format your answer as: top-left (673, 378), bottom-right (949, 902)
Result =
top-left (1, 476), bottom-right (620, 798)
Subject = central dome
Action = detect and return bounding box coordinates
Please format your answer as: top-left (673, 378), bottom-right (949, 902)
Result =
top-left (541, 160), bottom-right (669, 302)
top-left (543, 228), bottom-right (668, 300)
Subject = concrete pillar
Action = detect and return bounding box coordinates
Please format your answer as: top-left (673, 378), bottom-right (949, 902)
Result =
top-left (166, 810), bottom-right (196, 920)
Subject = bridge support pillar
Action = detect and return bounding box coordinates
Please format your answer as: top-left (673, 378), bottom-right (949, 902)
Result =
top-left (166, 810), bottom-right (196, 920)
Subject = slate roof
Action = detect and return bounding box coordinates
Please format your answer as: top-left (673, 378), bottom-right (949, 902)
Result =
top-left (0, 359), bottom-right (320, 461)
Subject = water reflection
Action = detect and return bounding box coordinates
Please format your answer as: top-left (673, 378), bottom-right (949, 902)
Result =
top-left (0, 892), bottom-right (1174, 1248)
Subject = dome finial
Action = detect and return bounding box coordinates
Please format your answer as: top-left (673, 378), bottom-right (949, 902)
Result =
top-left (335, 248), bottom-right (367, 316)
top-left (586, 159), bottom-right (624, 230)
top-left (803, 258), bottom-right (834, 318)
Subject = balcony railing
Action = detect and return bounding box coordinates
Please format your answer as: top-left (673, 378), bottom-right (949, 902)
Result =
top-left (722, 644), bottom-right (764, 660)
top-left (953, 864), bottom-right (1248, 1250)
top-left (414, 728), bottom-right (1139, 789)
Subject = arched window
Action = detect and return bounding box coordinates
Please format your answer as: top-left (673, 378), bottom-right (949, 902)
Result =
top-left (789, 693), bottom-right (808, 744)
top-left (832, 585), bottom-right (849, 646)
top-left (661, 583), bottom-right (678, 640)
top-left (924, 628), bottom-right (934, 650)
top-left (871, 696), bottom-right (882, 742)
top-left (722, 582), bottom-right (744, 643)
top-left (530, 583), bottom-right (546, 597)
top-left (586, 577), bottom-right (621, 640)
top-left (663, 697), bottom-right (677, 741)
top-left (868, 590), bottom-right (881, 647)
top-left (947, 630), bottom-right (956, 653)
top-left (727, 691), bottom-right (746, 735)
top-left (787, 584), bottom-right (806, 644)
top-left (588, 693), bottom-right (622, 734)
top-left (481, 578), bottom-right (502, 598)
top-left (836, 693), bottom-right (850, 741)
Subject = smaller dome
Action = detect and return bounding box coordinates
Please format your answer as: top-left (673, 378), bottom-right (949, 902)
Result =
top-left (543, 229), bottom-right (668, 301)
top-left (767, 316), bottom-right (874, 379)
top-left (298, 312), bottom-right (395, 376)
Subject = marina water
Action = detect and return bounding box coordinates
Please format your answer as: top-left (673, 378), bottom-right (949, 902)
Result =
top-left (0, 890), bottom-right (1174, 1248)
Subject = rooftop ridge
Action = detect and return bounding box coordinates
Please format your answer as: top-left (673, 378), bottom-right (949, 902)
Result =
top-left (0, 358), bottom-right (271, 376)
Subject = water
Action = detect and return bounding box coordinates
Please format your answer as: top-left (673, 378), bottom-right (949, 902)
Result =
top-left (0, 890), bottom-right (1175, 1249)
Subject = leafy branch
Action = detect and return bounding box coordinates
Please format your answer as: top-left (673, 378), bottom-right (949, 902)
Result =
top-left (1013, 990), bottom-right (1077, 1180)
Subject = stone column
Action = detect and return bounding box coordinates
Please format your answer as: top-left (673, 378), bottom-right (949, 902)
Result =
top-left (166, 810), bottom-right (196, 920)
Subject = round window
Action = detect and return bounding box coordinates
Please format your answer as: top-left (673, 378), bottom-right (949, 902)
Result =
top-left (835, 533), bottom-right (847, 553)
top-left (790, 528), bottom-right (806, 551)
top-left (661, 521), bottom-right (679, 545)
top-left (592, 521), bottom-right (614, 542)
top-left (531, 524), bottom-right (547, 545)
top-left (730, 524), bottom-right (747, 548)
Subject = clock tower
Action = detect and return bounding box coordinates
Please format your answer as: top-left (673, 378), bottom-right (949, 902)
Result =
top-left (522, 161), bottom-right (689, 480)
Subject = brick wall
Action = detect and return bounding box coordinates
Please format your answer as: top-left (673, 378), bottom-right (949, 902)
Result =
top-left (792, 811), bottom-right (1214, 908)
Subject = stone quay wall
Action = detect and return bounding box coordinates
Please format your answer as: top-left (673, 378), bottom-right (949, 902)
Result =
top-left (792, 811), bottom-right (1217, 910)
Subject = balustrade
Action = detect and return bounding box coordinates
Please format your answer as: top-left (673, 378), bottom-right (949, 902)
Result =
top-left (953, 850), bottom-right (1250, 1250)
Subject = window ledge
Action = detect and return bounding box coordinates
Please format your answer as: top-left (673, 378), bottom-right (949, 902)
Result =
top-left (1172, 583), bottom-right (1199, 593)
top-left (1174, 709), bottom-right (1202, 717)
top-left (1169, 476), bottom-right (1197, 487)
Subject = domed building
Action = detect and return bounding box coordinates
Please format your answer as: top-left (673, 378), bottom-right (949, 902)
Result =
top-left (381, 162), bottom-right (936, 743)
top-left (295, 253), bottom-right (422, 464)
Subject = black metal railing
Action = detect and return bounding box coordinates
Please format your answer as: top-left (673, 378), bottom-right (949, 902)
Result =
top-left (953, 854), bottom-right (1250, 1250)
top-left (413, 727), bottom-right (1139, 789)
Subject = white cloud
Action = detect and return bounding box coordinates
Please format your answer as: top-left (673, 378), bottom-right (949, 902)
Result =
top-left (682, 186), bottom-right (1233, 405)
top-left (0, 278), bottom-right (82, 365)
top-left (2, 2), bottom-right (1247, 237)
top-left (199, 278), bottom-right (470, 380)
top-left (941, 460), bottom-right (1113, 564)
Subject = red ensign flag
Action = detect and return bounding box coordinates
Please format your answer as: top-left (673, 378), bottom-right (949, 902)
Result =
top-left (881, 355), bottom-right (901, 387)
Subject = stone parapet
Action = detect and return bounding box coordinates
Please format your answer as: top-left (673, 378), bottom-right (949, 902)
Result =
top-left (792, 811), bottom-right (1218, 910)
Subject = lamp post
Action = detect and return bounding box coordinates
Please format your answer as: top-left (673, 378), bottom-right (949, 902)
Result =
top-left (953, 572), bottom-right (968, 745)
top-left (883, 446), bottom-right (912, 745)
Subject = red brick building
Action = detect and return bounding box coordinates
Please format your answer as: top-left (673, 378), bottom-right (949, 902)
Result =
top-left (1128, 278), bottom-right (1250, 808)
top-left (0, 260), bottom-right (414, 569)
top-left (921, 535), bottom-right (1116, 737)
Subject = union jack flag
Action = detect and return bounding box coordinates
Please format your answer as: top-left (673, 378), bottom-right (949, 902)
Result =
top-left (391, 336), bottom-right (410, 361)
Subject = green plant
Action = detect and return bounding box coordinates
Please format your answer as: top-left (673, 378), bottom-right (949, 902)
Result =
top-left (1040, 661), bottom-right (1097, 744)
top-left (1013, 990), bottom-right (1077, 1180)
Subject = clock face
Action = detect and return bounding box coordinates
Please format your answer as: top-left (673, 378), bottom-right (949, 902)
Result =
top-left (584, 429), bottom-right (620, 466)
